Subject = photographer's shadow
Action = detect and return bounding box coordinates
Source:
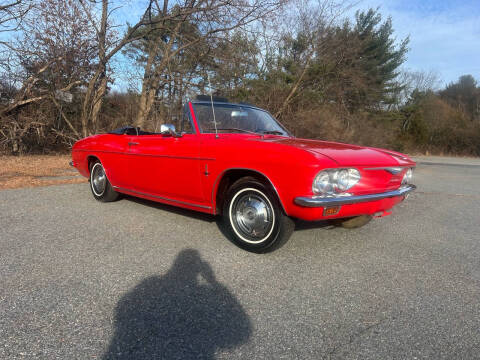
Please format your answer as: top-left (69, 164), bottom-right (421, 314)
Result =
top-left (103, 249), bottom-right (251, 359)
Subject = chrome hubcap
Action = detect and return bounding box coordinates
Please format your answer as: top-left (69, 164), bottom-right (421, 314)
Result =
top-left (232, 192), bottom-right (273, 241)
top-left (92, 164), bottom-right (106, 195)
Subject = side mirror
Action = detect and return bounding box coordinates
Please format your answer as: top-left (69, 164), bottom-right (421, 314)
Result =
top-left (160, 124), bottom-right (181, 137)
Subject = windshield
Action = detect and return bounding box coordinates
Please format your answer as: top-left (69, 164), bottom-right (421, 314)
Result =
top-left (192, 103), bottom-right (290, 136)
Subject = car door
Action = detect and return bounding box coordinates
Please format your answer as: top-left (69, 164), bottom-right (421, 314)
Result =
top-left (126, 111), bottom-right (205, 206)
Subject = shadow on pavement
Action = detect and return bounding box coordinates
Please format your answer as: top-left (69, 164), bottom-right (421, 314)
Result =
top-left (102, 249), bottom-right (252, 359)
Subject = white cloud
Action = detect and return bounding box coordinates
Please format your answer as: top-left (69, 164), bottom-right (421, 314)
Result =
top-left (350, 0), bottom-right (480, 85)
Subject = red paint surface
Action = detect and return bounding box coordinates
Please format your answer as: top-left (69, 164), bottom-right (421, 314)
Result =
top-left (72, 101), bottom-right (416, 221)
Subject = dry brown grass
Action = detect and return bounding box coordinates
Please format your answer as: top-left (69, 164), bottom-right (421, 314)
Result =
top-left (0, 155), bottom-right (86, 190)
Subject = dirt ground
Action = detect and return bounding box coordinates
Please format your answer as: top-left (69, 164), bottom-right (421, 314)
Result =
top-left (0, 155), bottom-right (86, 190)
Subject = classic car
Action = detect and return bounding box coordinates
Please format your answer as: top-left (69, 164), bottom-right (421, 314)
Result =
top-left (71, 98), bottom-right (416, 252)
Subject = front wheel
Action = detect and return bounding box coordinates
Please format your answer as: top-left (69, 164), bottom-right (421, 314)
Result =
top-left (222, 177), bottom-right (294, 253)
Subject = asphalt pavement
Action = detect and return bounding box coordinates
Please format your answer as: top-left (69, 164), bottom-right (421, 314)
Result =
top-left (1, 157), bottom-right (479, 359)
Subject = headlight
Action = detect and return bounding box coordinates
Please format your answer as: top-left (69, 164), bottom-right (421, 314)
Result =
top-left (313, 171), bottom-right (334, 194)
top-left (336, 168), bottom-right (361, 191)
top-left (313, 168), bottom-right (361, 195)
top-left (402, 168), bottom-right (413, 184)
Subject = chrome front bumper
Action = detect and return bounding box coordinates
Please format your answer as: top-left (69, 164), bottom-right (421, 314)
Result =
top-left (294, 184), bottom-right (416, 207)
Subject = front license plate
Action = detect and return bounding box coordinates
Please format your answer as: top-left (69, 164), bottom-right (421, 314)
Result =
top-left (323, 206), bottom-right (340, 216)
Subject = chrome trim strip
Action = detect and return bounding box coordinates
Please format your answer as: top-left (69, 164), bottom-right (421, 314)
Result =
top-left (364, 166), bottom-right (408, 174)
top-left (126, 153), bottom-right (216, 161)
top-left (294, 184), bottom-right (416, 207)
top-left (75, 149), bottom-right (215, 161)
top-left (113, 186), bottom-right (212, 210)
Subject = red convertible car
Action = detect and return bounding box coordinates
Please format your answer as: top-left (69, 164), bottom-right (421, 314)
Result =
top-left (71, 99), bottom-right (416, 252)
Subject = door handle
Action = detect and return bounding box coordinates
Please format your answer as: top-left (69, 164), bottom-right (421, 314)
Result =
top-left (128, 142), bottom-right (139, 146)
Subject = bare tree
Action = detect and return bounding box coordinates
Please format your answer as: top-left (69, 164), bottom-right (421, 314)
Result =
top-left (1, 0), bottom-right (95, 114)
top-left (131, 0), bottom-right (286, 128)
top-left (0, 0), bottom-right (33, 70)
top-left (0, 0), bottom-right (96, 152)
top-left (78, 0), bottom-right (164, 137)
top-left (0, 0), bottom-right (30, 27)
top-left (396, 69), bottom-right (441, 105)
top-left (273, 0), bottom-right (355, 118)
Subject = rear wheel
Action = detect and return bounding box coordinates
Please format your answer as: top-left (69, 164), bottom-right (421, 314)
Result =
top-left (89, 160), bottom-right (119, 202)
top-left (222, 177), bottom-right (294, 253)
top-left (335, 215), bottom-right (372, 229)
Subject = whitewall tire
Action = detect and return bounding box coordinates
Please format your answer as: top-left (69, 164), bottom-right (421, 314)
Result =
top-left (222, 177), bottom-right (294, 253)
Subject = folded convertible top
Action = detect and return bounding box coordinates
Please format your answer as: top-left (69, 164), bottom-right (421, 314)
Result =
top-left (109, 126), bottom-right (156, 135)
top-left (108, 126), bottom-right (139, 135)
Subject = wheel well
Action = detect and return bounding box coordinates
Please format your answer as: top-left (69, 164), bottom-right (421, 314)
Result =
top-left (87, 156), bottom-right (99, 173)
top-left (214, 169), bottom-right (285, 215)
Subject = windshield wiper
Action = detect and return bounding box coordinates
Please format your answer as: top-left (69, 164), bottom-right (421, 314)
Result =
top-left (259, 130), bottom-right (284, 135)
top-left (207, 128), bottom-right (259, 135)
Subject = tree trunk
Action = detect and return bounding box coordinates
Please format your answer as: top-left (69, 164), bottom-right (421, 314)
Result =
top-left (135, 22), bottom-right (181, 128)
top-left (81, 74), bottom-right (96, 137)
top-left (135, 40), bottom-right (162, 128)
top-left (91, 74), bottom-right (107, 134)
top-left (80, 0), bottom-right (107, 137)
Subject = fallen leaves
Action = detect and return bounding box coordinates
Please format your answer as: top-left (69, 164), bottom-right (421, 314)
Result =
top-left (0, 155), bottom-right (86, 190)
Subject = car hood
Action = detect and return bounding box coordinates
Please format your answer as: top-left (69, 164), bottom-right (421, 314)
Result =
top-left (266, 137), bottom-right (413, 166)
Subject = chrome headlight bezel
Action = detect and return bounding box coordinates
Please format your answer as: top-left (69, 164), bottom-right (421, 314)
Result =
top-left (313, 168), bottom-right (361, 196)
